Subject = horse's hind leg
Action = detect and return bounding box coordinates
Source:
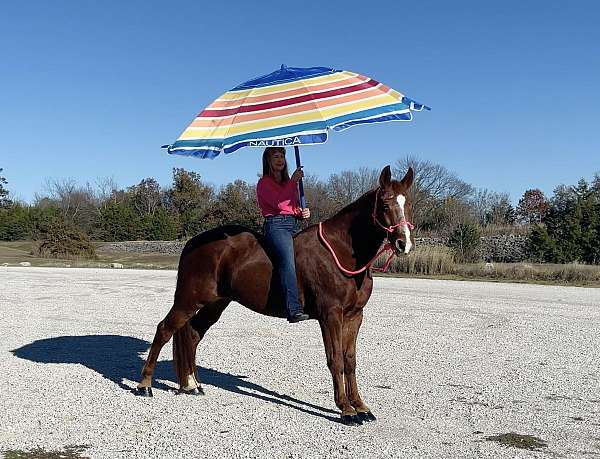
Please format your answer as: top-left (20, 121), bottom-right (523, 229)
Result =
top-left (173, 299), bottom-right (230, 394)
top-left (136, 305), bottom-right (198, 396)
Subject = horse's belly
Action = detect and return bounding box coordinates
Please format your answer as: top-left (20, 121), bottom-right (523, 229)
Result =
top-left (229, 249), bottom-right (287, 318)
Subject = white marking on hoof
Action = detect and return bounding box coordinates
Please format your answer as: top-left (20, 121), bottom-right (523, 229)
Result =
top-left (182, 374), bottom-right (198, 391)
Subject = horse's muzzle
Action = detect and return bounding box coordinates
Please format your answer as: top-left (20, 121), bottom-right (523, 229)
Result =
top-left (394, 237), bottom-right (412, 255)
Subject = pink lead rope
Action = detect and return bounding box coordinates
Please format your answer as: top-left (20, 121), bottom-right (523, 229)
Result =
top-left (318, 189), bottom-right (415, 276)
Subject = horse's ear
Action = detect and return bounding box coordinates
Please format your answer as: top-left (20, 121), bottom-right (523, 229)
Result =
top-left (379, 165), bottom-right (392, 188)
top-left (400, 166), bottom-right (414, 190)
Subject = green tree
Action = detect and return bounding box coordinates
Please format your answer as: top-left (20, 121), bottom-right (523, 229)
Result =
top-left (0, 203), bottom-right (30, 240)
top-left (141, 208), bottom-right (179, 240)
top-left (0, 168), bottom-right (12, 208)
top-left (128, 178), bottom-right (162, 217)
top-left (516, 189), bottom-right (549, 224)
top-left (527, 225), bottom-right (556, 262)
top-left (528, 178), bottom-right (600, 264)
top-left (166, 168), bottom-right (215, 237)
top-left (210, 180), bottom-right (261, 231)
top-left (96, 202), bottom-right (142, 241)
top-left (29, 204), bottom-right (62, 240)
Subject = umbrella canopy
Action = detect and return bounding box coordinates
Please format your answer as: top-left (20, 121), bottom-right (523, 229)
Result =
top-left (165, 65), bottom-right (429, 159)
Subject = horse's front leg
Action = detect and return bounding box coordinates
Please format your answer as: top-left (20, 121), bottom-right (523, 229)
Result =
top-left (319, 311), bottom-right (362, 426)
top-left (343, 309), bottom-right (376, 422)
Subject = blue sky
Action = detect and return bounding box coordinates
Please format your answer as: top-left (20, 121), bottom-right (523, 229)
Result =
top-left (1, 1), bottom-right (599, 203)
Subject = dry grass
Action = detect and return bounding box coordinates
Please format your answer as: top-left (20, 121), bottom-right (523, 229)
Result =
top-left (418, 224), bottom-right (531, 238)
top-left (375, 245), bottom-right (455, 275)
top-left (455, 262), bottom-right (600, 285)
top-left (479, 224), bottom-right (531, 236)
top-left (374, 245), bottom-right (600, 286)
top-left (2, 240), bottom-right (600, 286)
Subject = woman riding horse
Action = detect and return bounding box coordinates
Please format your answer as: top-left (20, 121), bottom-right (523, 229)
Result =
top-left (257, 147), bottom-right (311, 323)
top-left (137, 165), bottom-right (414, 426)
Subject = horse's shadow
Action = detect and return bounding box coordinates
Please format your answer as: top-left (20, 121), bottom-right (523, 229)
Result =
top-left (10, 335), bottom-right (339, 422)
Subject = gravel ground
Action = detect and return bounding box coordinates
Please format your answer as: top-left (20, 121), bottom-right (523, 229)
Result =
top-left (1, 267), bottom-right (599, 458)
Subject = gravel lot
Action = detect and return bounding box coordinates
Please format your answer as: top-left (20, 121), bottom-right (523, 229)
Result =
top-left (1, 267), bottom-right (599, 458)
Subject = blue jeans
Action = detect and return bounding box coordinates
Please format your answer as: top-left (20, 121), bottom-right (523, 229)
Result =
top-left (264, 215), bottom-right (303, 318)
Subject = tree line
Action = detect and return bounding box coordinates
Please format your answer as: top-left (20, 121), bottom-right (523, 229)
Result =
top-left (1, 160), bottom-right (599, 264)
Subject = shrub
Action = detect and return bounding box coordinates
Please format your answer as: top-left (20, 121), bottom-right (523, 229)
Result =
top-left (448, 222), bottom-right (481, 262)
top-left (32, 221), bottom-right (96, 259)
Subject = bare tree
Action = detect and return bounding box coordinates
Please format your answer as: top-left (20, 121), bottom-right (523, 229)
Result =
top-left (42, 179), bottom-right (91, 220)
top-left (394, 155), bottom-right (474, 229)
top-left (471, 189), bottom-right (514, 226)
top-left (302, 174), bottom-right (337, 224)
top-left (36, 178), bottom-right (99, 232)
top-left (327, 167), bottom-right (379, 208)
top-left (95, 177), bottom-right (120, 207)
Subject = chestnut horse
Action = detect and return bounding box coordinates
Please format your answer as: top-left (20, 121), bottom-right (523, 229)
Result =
top-left (137, 165), bottom-right (414, 425)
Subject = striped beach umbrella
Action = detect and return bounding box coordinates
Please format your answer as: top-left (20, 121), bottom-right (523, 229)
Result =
top-left (164, 65), bottom-right (429, 206)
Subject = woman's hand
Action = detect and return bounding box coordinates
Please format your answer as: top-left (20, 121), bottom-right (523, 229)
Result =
top-left (301, 208), bottom-right (311, 220)
top-left (290, 167), bottom-right (304, 183)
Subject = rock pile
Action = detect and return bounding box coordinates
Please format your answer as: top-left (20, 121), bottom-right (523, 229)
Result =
top-left (99, 234), bottom-right (530, 263)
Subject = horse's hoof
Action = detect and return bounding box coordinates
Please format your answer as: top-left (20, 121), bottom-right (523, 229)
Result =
top-left (341, 414), bottom-right (363, 426)
top-left (135, 387), bottom-right (153, 397)
top-left (357, 411), bottom-right (376, 422)
top-left (178, 386), bottom-right (205, 396)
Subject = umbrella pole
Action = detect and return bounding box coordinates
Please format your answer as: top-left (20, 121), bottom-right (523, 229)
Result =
top-left (294, 146), bottom-right (306, 208)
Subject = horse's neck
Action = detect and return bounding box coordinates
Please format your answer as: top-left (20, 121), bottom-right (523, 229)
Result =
top-left (323, 190), bottom-right (386, 265)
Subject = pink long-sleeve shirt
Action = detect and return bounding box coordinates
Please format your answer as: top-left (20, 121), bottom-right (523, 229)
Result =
top-left (256, 176), bottom-right (301, 217)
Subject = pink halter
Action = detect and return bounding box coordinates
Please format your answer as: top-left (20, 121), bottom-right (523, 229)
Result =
top-left (370, 187), bottom-right (415, 234)
top-left (318, 188), bottom-right (414, 276)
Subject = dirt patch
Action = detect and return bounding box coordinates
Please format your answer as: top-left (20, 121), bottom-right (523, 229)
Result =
top-left (486, 433), bottom-right (548, 450)
top-left (3, 445), bottom-right (89, 458)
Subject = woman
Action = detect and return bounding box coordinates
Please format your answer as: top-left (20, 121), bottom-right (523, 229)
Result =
top-left (257, 147), bottom-right (311, 323)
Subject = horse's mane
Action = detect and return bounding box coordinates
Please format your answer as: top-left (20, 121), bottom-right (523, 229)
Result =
top-left (327, 187), bottom-right (377, 221)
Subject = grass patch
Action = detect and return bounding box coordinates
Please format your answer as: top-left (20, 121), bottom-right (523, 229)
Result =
top-left (0, 240), bottom-right (179, 269)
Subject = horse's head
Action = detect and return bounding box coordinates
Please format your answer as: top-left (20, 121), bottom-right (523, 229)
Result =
top-left (375, 165), bottom-right (415, 256)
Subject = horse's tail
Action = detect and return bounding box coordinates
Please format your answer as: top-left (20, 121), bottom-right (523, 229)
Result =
top-left (172, 318), bottom-right (199, 387)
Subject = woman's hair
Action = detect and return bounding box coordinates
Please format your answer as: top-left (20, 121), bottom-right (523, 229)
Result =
top-left (262, 147), bottom-right (290, 182)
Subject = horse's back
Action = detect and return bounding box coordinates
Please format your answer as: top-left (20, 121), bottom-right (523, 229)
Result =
top-left (177, 225), bottom-right (278, 311)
